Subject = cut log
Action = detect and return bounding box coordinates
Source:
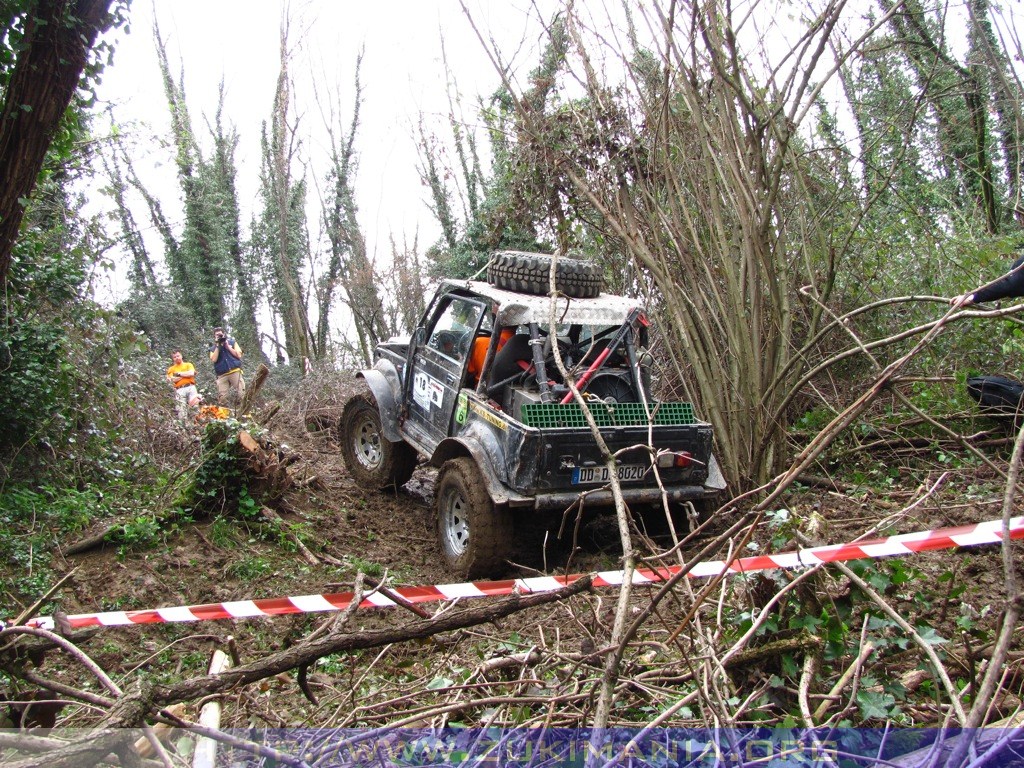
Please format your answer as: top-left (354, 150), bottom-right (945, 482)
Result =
top-left (192, 651), bottom-right (231, 768)
top-left (63, 527), bottom-right (119, 556)
top-left (238, 430), bottom-right (260, 453)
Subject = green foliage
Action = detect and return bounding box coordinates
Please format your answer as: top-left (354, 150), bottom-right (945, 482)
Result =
top-left (116, 290), bottom-right (205, 356)
top-left (151, 33), bottom-right (238, 331)
top-left (341, 555), bottom-right (384, 578)
top-left (0, 176), bottom-right (92, 452)
top-left (116, 514), bottom-right (163, 556)
top-left (856, 688), bottom-right (899, 721)
top-left (792, 406), bottom-right (834, 435)
top-left (0, 314), bottom-right (76, 449)
top-left (0, 479), bottom-right (166, 614)
top-left (0, 265), bottom-right (152, 472)
top-left (208, 516), bottom-right (238, 547)
top-left (715, 509), bottom-right (987, 725)
top-left (228, 555), bottom-right (274, 580)
top-left (180, 418), bottom-right (267, 518)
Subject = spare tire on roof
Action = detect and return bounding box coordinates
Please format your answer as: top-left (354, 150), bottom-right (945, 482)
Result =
top-left (487, 251), bottom-right (602, 298)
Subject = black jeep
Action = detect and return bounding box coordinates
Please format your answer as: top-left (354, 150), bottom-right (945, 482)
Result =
top-left (340, 252), bottom-right (724, 577)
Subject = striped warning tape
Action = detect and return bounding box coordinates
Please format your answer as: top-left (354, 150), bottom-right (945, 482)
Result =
top-left (19, 515), bottom-right (1024, 632)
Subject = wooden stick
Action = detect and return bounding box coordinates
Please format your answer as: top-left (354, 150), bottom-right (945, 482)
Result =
top-left (363, 575), bottom-right (432, 620)
top-left (226, 636), bottom-right (241, 667)
top-left (812, 641), bottom-right (875, 722)
top-left (11, 569), bottom-right (78, 627)
top-left (192, 650), bottom-right (231, 768)
top-left (238, 364), bottom-right (269, 417)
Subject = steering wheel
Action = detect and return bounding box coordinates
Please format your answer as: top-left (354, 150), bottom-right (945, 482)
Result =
top-left (457, 332), bottom-right (472, 358)
top-left (431, 330), bottom-right (459, 355)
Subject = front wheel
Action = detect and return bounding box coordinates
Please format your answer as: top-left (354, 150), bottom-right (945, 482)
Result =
top-left (436, 458), bottom-right (513, 579)
top-left (340, 392), bottom-right (417, 489)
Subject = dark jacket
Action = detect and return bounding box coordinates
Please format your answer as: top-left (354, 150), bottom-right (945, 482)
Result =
top-left (210, 338), bottom-right (242, 376)
top-left (973, 254), bottom-right (1024, 303)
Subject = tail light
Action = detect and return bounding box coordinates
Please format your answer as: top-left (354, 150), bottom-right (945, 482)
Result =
top-left (657, 451), bottom-right (692, 469)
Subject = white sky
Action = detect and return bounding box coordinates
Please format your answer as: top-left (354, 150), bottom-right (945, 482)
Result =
top-left (89, 0), bottom-right (559, 307)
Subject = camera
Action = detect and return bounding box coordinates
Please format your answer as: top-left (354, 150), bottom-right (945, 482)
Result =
top-left (215, 333), bottom-right (226, 344)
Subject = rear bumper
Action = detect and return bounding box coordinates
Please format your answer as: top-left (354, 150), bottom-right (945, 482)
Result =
top-left (511, 484), bottom-right (713, 510)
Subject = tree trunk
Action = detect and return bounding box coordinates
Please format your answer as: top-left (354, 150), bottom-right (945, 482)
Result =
top-left (0, 0), bottom-right (114, 293)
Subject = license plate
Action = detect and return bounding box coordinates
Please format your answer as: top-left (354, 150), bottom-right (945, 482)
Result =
top-left (572, 465), bottom-right (646, 484)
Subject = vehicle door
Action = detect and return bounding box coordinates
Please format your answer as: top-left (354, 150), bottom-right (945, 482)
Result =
top-left (403, 294), bottom-right (487, 449)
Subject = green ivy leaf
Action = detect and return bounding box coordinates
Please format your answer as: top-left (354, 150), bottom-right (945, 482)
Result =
top-left (425, 676), bottom-right (455, 690)
top-left (856, 690), bottom-right (896, 720)
top-left (915, 626), bottom-right (948, 646)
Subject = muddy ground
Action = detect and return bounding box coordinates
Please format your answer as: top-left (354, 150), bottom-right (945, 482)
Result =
top-left (29, 381), bottom-right (1022, 730)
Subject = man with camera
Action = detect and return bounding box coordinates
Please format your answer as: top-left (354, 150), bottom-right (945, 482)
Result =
top-left (208, 326), bottom-right (244, 406)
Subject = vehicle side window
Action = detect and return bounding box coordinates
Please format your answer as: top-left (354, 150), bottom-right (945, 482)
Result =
top-left (427, 298), bottom-right (483, 363)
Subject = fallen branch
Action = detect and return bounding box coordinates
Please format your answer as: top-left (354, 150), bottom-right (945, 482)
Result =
top-left (475, 649), bottom-right (543, 679)
top-left (4, 729), bottom-right (148, 768)
top-left (132, 703), bottom-right (186, 758)
top-left (725, 631), bottom-right (822, 669)
top-left (813, 641), bottom-right (875, 722)
top-left (795, 473), bottom-right (846, 491)
top-left (62, 526), bottom-right (119, 556)
top-left (892, 712), bottom-right (1024, 767)
top-left (8, 570), bottom-right (78, 627)
top-left (826, 557), bottom-right (966, 725)
top-left (159, 709), bottom-right (309, 768)
top-left (148, 577), bottom-right (592, 709)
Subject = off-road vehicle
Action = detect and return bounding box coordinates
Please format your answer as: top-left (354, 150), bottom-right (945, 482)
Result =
top-left (340, 251), bottom-right (724, 577)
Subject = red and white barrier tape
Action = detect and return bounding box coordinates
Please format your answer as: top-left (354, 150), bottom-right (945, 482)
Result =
top-left (19, 515), bottom-right (1024, 631)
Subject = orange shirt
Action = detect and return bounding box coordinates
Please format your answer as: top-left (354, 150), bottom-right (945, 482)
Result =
top-left (167, 362), bottom-right (196, 389)
top-left (468, 329), bottom-right (514, 380)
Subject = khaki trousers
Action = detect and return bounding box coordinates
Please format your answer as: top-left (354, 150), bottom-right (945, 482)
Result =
top-left (216, 369), bottom-right (245, 406)
top-left (174, 384), bottom-right (199, 420)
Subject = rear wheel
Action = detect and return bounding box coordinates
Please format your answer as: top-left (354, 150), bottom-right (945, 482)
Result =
top-left (340, 393), bottom-right (417, 489)
top-left (487, 252), bottom-right (602, 298)
top-left (436, 457), bottom-right (513, 579)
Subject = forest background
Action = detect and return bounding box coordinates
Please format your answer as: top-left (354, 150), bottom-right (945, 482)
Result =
top-left (2, 0), bottom-right (1020, 488)
top-left (1, 0), bottom-right (1024, 751)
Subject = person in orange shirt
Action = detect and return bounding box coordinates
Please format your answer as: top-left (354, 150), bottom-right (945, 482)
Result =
top-left (467, 328), bottom-right (514, 386)
top-left (166, 350), bottom-right (199, 420)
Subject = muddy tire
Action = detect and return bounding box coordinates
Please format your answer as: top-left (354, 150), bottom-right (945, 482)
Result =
top-left (487, 252), bottom-right (602, 298)
top-left (436, 457), bottom-right (513, 578)
top-left (340, 393), bottom-right (417, 490)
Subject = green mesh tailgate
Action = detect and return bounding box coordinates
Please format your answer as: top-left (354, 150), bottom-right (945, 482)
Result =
top-left (521, 402), bottom-right (696, 429)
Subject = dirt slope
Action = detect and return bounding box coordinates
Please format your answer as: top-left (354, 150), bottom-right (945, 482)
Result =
top-left (28, 377), bottom-right (1022, 731)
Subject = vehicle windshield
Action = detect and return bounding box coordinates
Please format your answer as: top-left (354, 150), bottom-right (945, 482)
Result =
top-left (427, 297), bottom-right (484, 361)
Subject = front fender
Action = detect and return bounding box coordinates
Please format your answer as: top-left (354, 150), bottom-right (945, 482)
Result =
top-left (356, 366), bottom-right (402, 442)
